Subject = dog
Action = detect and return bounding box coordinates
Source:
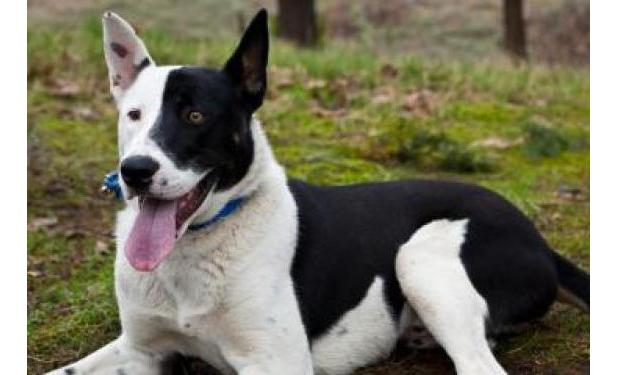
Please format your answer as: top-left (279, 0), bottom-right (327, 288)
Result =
top-left (47, 9), bottom-right (589, 375)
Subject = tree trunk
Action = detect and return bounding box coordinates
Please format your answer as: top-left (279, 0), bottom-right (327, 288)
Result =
top-left (503, 0), bottom-right (527, 59)
top-left (277, 0), bottom-right (318, 46)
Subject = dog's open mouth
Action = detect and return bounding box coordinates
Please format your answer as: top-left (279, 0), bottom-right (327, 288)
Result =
top-left (125, 175), bottom-right (217, 272)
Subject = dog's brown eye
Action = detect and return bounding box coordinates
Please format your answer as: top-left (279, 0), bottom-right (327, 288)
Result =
top-left (186, 111), bottom-right (205, 125)
top-left (127, 109), bottom-right (141, 121)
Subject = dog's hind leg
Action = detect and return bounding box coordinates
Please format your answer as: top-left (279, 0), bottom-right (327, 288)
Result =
top-left (395, 219), bottom-right (506, 375)
top-left (45, 335), bottom-right (163, 375)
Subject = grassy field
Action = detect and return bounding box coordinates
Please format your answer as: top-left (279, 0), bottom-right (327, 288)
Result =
top-left (27, 10), bottom-right (589, 375)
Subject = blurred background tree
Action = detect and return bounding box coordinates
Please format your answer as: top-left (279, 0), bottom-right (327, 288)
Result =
top-left (503, 0), bottom-right (527, 59)
top-left (277, 0), bottom-right (318, 46)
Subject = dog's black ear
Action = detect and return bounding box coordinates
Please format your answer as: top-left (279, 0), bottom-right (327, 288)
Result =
top-left (102, 12), bottom-right (154, 101)
top-left (223, 9), bottom-right (269, 112)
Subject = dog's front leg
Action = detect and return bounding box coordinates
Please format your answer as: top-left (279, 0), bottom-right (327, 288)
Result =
top-left (45, 335), bottom-right (163, 375)
top-left (217, 283), bottom-right (314, 375)
top-left (218, 322), bottom-right (314, 375)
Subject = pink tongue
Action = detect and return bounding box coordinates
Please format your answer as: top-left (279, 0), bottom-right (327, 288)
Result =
top-left (125, 198), bottom-right (177, 271)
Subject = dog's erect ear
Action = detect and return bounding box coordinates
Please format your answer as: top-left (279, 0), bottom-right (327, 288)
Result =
top-left (223, 9), bottom-right (269, 112)
top-left (102, 12), bottom-right (154, 100)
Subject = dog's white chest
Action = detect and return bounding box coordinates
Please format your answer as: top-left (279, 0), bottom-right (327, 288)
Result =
top-left (115, 236), bottom-right (233, 369)
top-left (115, 208), bottom-right (229, 329)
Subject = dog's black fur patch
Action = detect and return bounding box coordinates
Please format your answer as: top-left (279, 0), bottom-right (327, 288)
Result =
top-left (149, 67), bottom-right (255, 191)
top-left (289, 179), bottom-right (572, 339)
top-left (149, 11), bottom-right (268, 191)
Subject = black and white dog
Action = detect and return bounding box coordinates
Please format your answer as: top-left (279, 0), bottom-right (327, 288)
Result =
top-left (48, 9), bottom-right (589, 375)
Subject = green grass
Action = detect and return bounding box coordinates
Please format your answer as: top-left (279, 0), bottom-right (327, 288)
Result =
top-left (27, 17), bottom-right (589, 374)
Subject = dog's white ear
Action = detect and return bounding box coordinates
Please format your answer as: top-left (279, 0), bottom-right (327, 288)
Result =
top-left (102, 12), bottom-right (154, 100)
top-left (223, 9), bottom-right (269, 112)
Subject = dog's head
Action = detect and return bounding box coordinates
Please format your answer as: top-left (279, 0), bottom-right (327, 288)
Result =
top-left (102, 10), bottom-right (268, 271)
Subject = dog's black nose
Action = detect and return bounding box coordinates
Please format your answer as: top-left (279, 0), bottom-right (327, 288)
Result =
top-left (120, 156), bottom-right (160, 190)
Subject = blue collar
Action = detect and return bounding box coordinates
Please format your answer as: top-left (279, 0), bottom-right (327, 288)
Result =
top-left (102, 171), bottom-right (123, 199)
top-left (187, 197), bottom-right (245, 231)
top-left (102, 171), bottom-right (245, 232)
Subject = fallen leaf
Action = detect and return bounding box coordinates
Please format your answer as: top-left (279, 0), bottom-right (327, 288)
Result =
top-left (27, 270), bottom-right (43, 278)
top-left (48, 78), bottom-right (81, 98)
top-left (73, 106), bottom-right (99, 121)
top-left (473, 137), bottom-right (524, 149)
top-left (556, 185), bottom-right (586, 201)
top-left (402, 89), bottom-right (433, 116)
top-left (95, 240), bottom-right (110, 255)
top-left (311, 107), bottom-right (347, 118)
top-left (269, 66), bottom-right (295, 89)
top-left (307, 79), bottom-right (327, 90)
top-left (380, 63), bottom-right (399, 79)
top-left (371, 87), bottom-right (397, 105)
top-left (28, 217), bottom-right (58, 231)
